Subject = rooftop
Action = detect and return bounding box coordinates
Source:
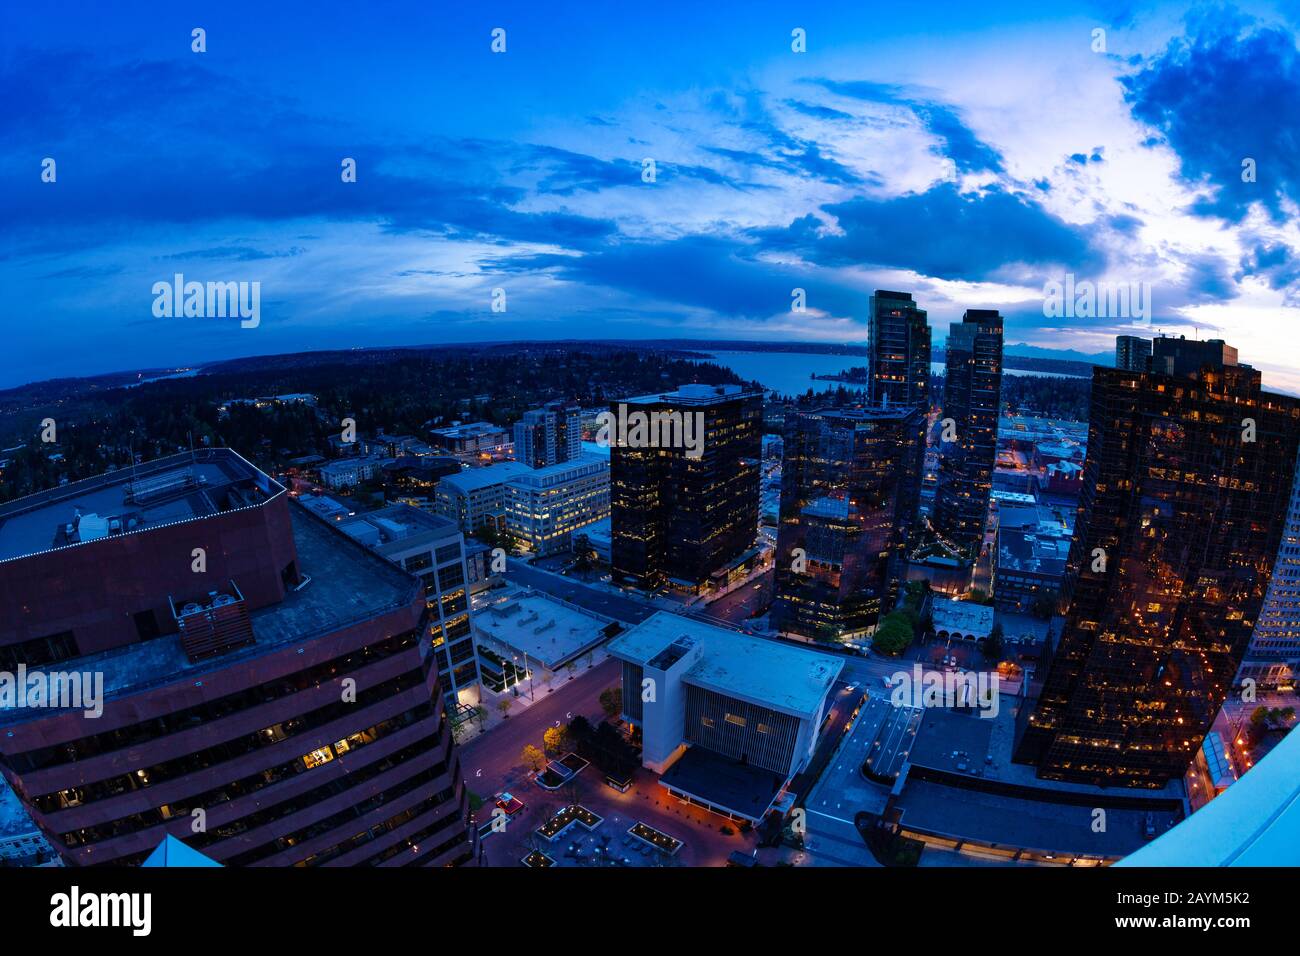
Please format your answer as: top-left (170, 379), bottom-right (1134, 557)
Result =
top-left (472, 587), bottom-right (616, 669)
top-left (659, 745), bottom-right (785, 823)
top-left (620, 382), bottom-right (762, 407)
top-left (930, 597), bottom-right (995, 637)
top-left (0, 774), bottom-right (40, 838)
top-left (506, 453), bottom-right (608, 489)
top-left (0, 448), bottom-right (281, 563)
top-left (1, 500), bottom-right (418, 718)
top-left (431, 421), bottom-right (507, 439)
top-left (607, 612), bottom-right (843, 718)
top-left (337, 503), bottom-right (459, 556)
top-left (438, 461), bottom-right (531, 494)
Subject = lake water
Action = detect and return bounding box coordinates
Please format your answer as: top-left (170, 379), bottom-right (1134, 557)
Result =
top-left (698, 350), bottom-right (1086, 396)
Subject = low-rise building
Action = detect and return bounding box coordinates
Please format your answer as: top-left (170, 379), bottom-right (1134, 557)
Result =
top-left (319, 455), bottom-right (389, 491)
top-left (430, 422), bottom-right (511, 459)
top-left (296, 493), bottom-right (352, 522)
top-left (472, 588), bottom-right (619, 694)
top-left (607, 613), bottom-right (843, 822)
top-left (930, 596), bottom-right (994, 642)
top-left (574, 516), bottom-right (612, 563)
top-left (434, 461), bottom-right (533, 534)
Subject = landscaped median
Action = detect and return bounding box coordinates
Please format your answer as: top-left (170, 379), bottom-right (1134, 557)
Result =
top-left (536, 804), bottom-right (604, 842)
top-left (521, 850), bottom-right (556, 868)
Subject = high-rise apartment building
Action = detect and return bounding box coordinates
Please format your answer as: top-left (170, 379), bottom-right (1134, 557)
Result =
top-left (513, 401), bottom-right (582, 469)
top-left (1115, 334), bottom-right (1152, 372)
top-left (610, 383), bottom-right (762, 591)
top-left (868, 290), bottom-right (931, 408)
top-left (771, 405), bottom-right (925, 641)
top-left (1237, 444), bottom-right (1300, 690)
top-left (1015, 348), bottom-right (1300, 787)
top-left (0, 450), bottom-right (475, 866)
top-left (933, 310), bottom-right (1003, 559)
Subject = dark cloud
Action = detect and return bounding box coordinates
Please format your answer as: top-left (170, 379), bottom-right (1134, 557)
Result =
top-left (753, 183), bottom-right (1101, 281)
top-left (500, 235), bottom-right (862, 319)
top-left (156, 247), bottom-right (305, 262)
top-left (1239, 242), bottom-right (1300, 298)
top-left (1122, 10), bottom-right (1300, 222)
top-left (782, 99), bottom-right (854, 121)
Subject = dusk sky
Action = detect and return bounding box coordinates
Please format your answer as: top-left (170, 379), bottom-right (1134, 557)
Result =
top-left (4, 1), bottom-right (1300, 389)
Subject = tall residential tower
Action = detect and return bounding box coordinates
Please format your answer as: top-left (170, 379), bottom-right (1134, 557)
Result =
top-left (933, 310), bottom-right (1003, 559)
top-left (868, 290), bottom-right (931, 408)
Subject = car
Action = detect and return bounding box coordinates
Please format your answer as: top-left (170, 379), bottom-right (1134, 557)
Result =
top-left (1143, 812), bottom-right (1156, 839)
top-left (495, 792), bottom-right (525, 816)
top-left (882, 676), bottom-right (896, 688)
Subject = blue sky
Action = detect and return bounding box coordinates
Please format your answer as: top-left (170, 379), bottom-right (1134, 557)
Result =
top-left (4, 1), bottom-right (1300, 389)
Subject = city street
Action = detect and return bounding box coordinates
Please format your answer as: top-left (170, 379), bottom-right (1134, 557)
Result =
top-left (458, 657), bottom-right (621, 796)
top-left (703, 568), bottom-right (773, 625)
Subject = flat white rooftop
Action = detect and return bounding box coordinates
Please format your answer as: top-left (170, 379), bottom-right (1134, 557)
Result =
top-left (607, 612), bottom-right (843, 718)
top-left (931, 597), bottom-right (994, 636)
top-left (473, 587), bottom-right (614, 670)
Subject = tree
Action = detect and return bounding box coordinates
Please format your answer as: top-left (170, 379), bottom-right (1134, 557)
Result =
top-left (598, 686), bottom-right (623, 720)
top-left (573, 534), bottom-right (595, 572)
top-left (979, 623), bottom-right (1004, 664)
top-left (872, 613), bottom-right (913, 656)
top-left (521, 744), bottom-right (546, 773)
top-left (1029, 592), bottom-right (1057, 620)
top-left (543, 725), bottom-right (570, 755)
top-left (569, 714), bottom-right (594, 741)
top-left (496, 697), bottom-right (513, 719)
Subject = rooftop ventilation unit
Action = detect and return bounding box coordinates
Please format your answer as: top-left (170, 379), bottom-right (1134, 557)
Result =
top-left (169, 582), bottom-right (255, 663)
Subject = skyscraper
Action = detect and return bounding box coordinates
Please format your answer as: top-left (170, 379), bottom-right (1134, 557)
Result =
top-left (1015, 347), bottom-right (1300, 787)
top-left (933, 310), bottom-right (1003, 559)
top-left (513, 401), bottom-right (582, 469)
top-left (771, 404), bottom-right (925, 641)
top-left (1236, 444), bottom-right (1300, 690)
top-left (0, 450), bottom-right (475, 866)
top-left (610, 383), bottom-right (762, 591)
top-left (1115, 334), bottom-right (1152, 372)
top-left (868, 290), bottom-right (931, 408)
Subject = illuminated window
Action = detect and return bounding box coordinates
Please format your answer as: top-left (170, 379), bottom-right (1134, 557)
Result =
top-left (302, 746), bottom-right (335, 770)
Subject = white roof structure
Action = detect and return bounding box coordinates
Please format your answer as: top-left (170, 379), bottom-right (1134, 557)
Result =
top-left (472, 588), bottom-right (612, 670)
top-left (607, 612), bottom-right (843, 718)
top-left (931, 597), bottom-right (994, 640)
top-left (1118, 725), bottom-right (1300, 866)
